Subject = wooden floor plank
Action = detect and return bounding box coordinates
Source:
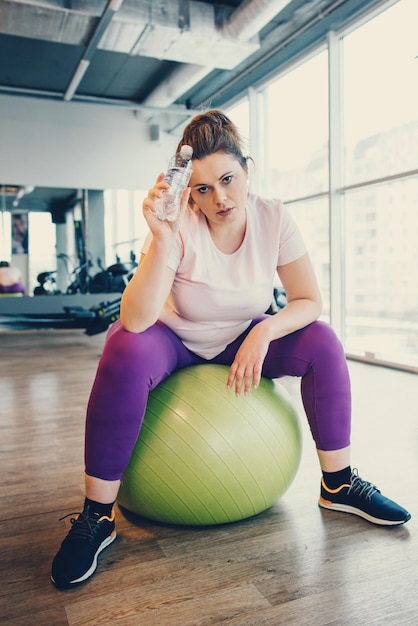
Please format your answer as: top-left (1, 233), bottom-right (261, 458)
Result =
top-left (65, 584), bottom-right (271, 626)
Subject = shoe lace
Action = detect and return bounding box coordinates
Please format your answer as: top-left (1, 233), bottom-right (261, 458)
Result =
top-left (347, 468), bottom-right (380, 501)
top-left (59, 506), bottom-right (100, 542)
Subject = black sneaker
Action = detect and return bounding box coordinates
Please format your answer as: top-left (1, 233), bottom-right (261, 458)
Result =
top-left (319, 468), bottom-right (411, 526)
top-left (51, 506), bottom-right (117, 588)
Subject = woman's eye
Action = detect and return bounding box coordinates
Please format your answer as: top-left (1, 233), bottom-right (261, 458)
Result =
top-left (197, 186), bottom-right (209, 194)
top-left (223, 175), bottom-right (233, 184)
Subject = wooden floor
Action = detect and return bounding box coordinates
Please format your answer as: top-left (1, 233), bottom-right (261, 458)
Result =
top-left (1, 329), bottom-right (417, 626)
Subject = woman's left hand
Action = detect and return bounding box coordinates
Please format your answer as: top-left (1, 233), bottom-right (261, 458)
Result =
top-left (227, 323), bottom-right (270, 396)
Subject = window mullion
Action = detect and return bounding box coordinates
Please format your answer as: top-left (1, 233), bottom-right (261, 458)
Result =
top-left (328, 30), bottom-right (344, 342)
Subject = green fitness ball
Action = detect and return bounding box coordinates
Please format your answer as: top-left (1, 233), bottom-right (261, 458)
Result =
top-left (118, 364), bottom-right (302, 526)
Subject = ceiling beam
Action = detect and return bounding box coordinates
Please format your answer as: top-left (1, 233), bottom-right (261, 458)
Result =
top-left (64, 0), bottom-right (124, 101)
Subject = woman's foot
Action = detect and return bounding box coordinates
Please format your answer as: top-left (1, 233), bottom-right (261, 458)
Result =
top-left (51, 505), bottom-right (117, 589)
top-left (319, 468), bottom-right (411, 526)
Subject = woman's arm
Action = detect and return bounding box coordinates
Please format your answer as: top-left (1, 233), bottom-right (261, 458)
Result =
top-left (120, 246), bottom-right (175, 333)
top-left (120, 177), bottom-right (190, 333)
top-left (262, 252), bottom-right (322, 341)
top-left (227, 253), bottom-right (322, 395)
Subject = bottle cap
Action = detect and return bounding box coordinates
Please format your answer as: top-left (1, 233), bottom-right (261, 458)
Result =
top-left (179, 145), bottom-right (193, 159)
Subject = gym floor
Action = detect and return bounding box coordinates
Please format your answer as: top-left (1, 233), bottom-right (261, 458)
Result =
top-left (1, 329), bottom-right (417, 625)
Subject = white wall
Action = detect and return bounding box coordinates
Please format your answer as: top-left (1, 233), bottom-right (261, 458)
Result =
top-left (0, 95), bottom-right (179, 191)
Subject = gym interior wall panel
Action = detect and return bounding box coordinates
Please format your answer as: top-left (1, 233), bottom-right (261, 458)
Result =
top-left (0, 95), bottom-right (175, 191)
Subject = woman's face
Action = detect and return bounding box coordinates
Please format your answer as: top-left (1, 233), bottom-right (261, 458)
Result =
top-left (189, 151), bottom-right (248, 226)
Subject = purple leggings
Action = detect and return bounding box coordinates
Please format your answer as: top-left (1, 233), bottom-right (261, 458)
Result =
top-left (0, 283), bottom-right (25, 294)
top-left (85, 318), bottom-right (351, 481)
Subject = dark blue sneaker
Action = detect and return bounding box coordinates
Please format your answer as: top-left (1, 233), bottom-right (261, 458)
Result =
top-left (319, 468), bottom-right (411, 526)
top-left (51, 506), bottom-right (117, 588)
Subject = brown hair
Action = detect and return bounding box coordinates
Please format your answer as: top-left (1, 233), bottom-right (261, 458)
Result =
top-left (176, 109), bottom-right (248, 168)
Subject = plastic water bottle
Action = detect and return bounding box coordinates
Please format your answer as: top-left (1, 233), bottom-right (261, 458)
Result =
top-left (154, 144), bottom-right (193, 221)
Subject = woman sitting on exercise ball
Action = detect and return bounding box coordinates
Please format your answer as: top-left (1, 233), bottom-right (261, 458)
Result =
top-left (51, 109), bottom-right (411, 590)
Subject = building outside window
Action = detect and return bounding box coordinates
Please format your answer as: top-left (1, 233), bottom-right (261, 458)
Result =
top-left (342, 0), bottom-right (418, 369)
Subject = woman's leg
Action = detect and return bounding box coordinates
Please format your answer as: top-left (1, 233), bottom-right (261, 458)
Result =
top-left (51, 321), bottom-right (203, 588)
top-left (213, 318), bottom-right (351, 460)
top-left (213, 318), bottom-right (410, 526)
top-left (85, 320), bottom-right (203, 488)
top-left (262, 320), bottom-right (352, 461)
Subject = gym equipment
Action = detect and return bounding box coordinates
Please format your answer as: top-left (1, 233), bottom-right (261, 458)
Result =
top-left (0, 295), bottom-right (122, 335)
top-left (118, 364), bottom-right (302, 526)
top-left (33, 270), bottom-right (60, 295)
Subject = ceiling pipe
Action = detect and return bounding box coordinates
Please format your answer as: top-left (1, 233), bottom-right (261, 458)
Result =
top-left (64, 0), bottom-right (124, 101)
top-left (221, 0), bottom-right (293, 42)
top-left (143, 0), bottom-right (293, 109)
top-left (0, 84), bottom-right (202, 117)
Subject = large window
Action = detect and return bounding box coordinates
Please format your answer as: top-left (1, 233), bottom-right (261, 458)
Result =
top-left (343, 0), bottom-right (418, 185)
top-left (227, 100), bottom-right (250, 152)
top-left (104, 188), bottom-right (148, 267)
top-left (342, 0), bottom-right (418, 369)
top-left (262, 49), bottom-right (330, 319)
top-left (265, 50), bottom-right (329, 201)
top-left (286, 197), bottom-right (330, 318)
top-left (344, 178), bottom-right (418, 368)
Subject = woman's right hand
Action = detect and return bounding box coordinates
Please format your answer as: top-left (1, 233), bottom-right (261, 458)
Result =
top-left (121, 174), bottom-right (186, 332)
top-left (143, 174), bottom-right (191, 240)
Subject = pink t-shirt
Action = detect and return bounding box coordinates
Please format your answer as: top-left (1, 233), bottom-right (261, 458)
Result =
top-left (142, 193), bottom-right (307, 359)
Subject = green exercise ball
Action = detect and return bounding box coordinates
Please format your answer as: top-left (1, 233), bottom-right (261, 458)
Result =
top-left (118, 364), bottom-right (302, 526)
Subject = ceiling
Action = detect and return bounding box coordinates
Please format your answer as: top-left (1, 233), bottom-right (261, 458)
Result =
top-left (0, 0), bottom-right (382, 213)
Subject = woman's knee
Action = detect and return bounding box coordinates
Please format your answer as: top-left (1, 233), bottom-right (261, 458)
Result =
top-left (104, 320), bottom-right (151, 362)
top-left (101, 320), bottom-right (189, 382)
top-left (302, 321), bottom-right (346, 362)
